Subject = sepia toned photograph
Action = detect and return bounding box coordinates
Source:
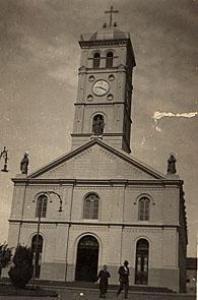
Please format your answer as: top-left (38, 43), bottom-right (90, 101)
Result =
top-left (0, 1), bottom-right (197, 299)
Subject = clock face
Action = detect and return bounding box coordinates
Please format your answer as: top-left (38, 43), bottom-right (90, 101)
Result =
top-left (92, 80), bottom-right (110, 96)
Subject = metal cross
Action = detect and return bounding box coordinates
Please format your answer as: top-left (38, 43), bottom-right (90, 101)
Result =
top-left (105, 6), bottom-right (119, 27)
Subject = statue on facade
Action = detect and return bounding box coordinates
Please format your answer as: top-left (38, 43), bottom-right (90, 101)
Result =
top-left (167, 154), bottom-right (176, 174)
top-left (20, 152), bottom-right (29, 175)
top-left (93, 115), bottom-right (104, 135)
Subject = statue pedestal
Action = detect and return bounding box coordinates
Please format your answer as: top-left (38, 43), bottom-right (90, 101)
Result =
top-left (15, 173), bottom-right (27, 178)
top-left (90, 135), bottom-right (103, 140)
top-left (166, 173), bottom-right (180, 179)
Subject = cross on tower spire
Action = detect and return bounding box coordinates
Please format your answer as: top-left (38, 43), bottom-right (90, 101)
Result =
top-left (105, 6), bottom-right (119, 27)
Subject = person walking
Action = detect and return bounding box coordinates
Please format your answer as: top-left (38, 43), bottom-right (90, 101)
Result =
top-left (117, 260), bottom-right (130, 299)
top-left (97, 265), bottom-right (111, 298)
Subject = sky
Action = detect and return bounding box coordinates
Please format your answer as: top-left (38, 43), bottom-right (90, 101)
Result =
top-left (0, 0), bottom-right (197, 256)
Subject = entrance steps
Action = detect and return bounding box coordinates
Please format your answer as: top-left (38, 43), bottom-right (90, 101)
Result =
top-left (35, 280), bottom-right (174, 293)
top-left (33, 280), bottom-right (196, 300)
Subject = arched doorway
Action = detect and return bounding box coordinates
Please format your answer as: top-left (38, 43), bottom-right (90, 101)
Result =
top-left (31, 234), bottom-right (43, 278)
top-left (135, 239), bottom-right (149, 285)
top-left (75, 235), bottom-right (99, 282)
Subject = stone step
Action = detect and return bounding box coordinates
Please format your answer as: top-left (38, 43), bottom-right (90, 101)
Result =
top-left (30, 279), bottom-right (175, 293)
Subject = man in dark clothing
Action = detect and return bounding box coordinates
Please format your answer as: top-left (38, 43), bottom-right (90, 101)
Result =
top-left (97, 265), bottom-right (111, 298)
top-left (117, 260), bottom-right (130, 299)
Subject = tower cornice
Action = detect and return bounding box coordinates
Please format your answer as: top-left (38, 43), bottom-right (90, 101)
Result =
top-left (78, 66), bottom-right (127, 75)
top-left (74, 101), bottom-right (126, 106)
top-left (79, 38), bottom-right (129, 48)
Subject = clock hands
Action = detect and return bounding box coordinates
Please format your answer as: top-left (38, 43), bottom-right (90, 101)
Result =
top-left (95, 86), bottom-right (107, 91)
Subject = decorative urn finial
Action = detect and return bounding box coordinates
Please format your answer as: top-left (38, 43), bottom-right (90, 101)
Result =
top-left (167, 154), bottom-right (176, 175)
top-left (20, 152), bottom-right (29, 175)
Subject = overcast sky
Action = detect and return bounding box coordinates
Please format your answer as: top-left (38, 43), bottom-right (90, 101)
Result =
top-left (0, 0), bottom-right (197, 256)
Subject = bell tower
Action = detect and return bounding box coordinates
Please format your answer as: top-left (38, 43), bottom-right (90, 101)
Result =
top-left (71, 7), bottom-right (136, 153)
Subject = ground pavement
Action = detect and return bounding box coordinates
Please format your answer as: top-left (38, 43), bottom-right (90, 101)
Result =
top-left (0, 283), bottom-right (196, 300)
top-left (1, 288), bottom-right (196, 300)
top-left (56, 288), bottom-right (196, 300)
top-left (0, 298), bottom-right (57, 300)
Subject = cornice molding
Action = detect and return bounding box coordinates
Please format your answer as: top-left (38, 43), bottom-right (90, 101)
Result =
top-left (71, 133), bottom-right (123, 137)
top-left (8, 218), bottom-right (180, 229)
top-left (78, 67), bottom-right (126, 75)
top-left (12, 178), bottom-right (183, 186)
top-left (74, 101), bottom-right (125, 106)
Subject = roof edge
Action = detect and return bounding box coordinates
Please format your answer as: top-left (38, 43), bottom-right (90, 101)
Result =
top-left (11, 138), bottom-right (182, 182)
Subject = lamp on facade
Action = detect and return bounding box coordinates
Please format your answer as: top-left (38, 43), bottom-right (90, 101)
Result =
top-left (0, 146), bottom-right (8, 172)
top-left (44, 191), bottom-right (63, 213)
top-left (33, 191), bottom-right (63, 280)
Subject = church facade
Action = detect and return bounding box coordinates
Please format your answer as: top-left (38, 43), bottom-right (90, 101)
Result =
top-left (8, 13), bottom-right (187, 292)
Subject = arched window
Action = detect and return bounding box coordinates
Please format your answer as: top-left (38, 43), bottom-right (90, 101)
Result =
top-left (93, 52), bottom-right (100, 68)
top-left (83, 193), bottom-right (99, 219)
top-left (31, 234), bottom-right (43, 278)
top-left (138, 197), bottom-right (150, 221)
top-left (135, 239), bottom-right (149, 284)
top-left (106, 51), bottom-right (113, 68)
top-left (35, 194), bottom-right (48, 218)
top-left (92, 114), bottom-right (104, 135)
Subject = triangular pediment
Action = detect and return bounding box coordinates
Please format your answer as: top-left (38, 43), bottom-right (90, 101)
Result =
top-left (26, 139), bottom-right (167, 181)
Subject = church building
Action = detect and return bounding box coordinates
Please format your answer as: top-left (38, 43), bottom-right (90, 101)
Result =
top-left (8, 8), bottom-right (187, 292)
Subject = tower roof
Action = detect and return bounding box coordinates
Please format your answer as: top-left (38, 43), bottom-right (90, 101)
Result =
top-left (80, 24), bottom-right (130, 42)
top-left (80, 6), bottom-right (130, 42)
